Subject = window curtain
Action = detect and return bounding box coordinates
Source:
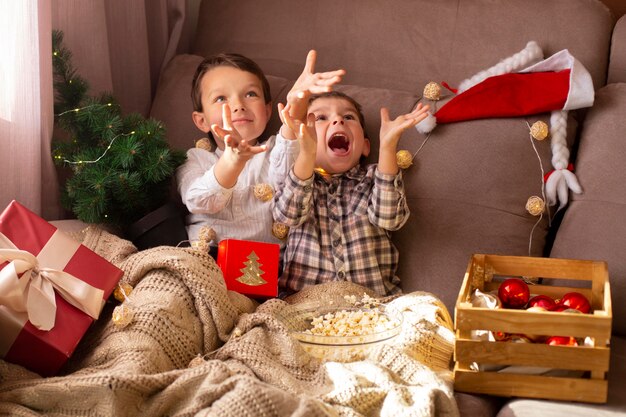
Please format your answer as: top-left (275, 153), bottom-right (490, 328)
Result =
top-left (0, 0), bottom-right (192, 220)
top-left (0, 1), bottom-right (53, 217)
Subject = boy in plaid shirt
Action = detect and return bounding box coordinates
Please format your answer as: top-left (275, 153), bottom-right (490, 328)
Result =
top-left (274, 91), bottom-right (429, 296)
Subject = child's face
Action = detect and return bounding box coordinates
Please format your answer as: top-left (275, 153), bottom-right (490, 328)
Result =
top-left (193, 66), bottom-right (271, 149)
top-left (308, 97), bottom-right (370, 174)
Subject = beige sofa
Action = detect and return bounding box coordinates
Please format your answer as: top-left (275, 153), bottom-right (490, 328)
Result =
top-left (147, 0), bottom-right (626, 415)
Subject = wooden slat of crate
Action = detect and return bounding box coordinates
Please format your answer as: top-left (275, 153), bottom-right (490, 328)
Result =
top-left (454, 367), bottom-right (608, 404)
top-left (456, 307), bottom-right (612, 340)
top-left (455, 339), bottom-right (610, 371)
top-left (482, 255), bottom-right (602, 281)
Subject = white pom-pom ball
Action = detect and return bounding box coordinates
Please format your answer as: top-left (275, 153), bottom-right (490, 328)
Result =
top-left (415, 112), bottom-right (437, 134)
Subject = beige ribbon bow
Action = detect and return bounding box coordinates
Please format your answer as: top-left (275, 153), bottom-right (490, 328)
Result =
top-left (0, 232), bottom-right (104, 331)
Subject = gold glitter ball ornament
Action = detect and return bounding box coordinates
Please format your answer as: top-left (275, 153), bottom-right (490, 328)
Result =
top-left (112, 304), bottom-right (134, 328)
top-left (396, 150), bottom-right (413, 169)
top-left (272, 222), bottom-right (289, 240)
top-left (191, 239), bottom-right (210, 253)
top-left (530, 121), bottom-right (549, 141)
top-left (423, 82), bottom-right (442, 101)
top-left (525, 196), bottom-right (545, 216)
top-left (198, 226), bottom-right (217, 243)
top-left (254, 183), bottom-right (274, 202)
top-left (195, 138), bottom-right (213, 151)
top-left (113, 282), bottom-right (133, 303)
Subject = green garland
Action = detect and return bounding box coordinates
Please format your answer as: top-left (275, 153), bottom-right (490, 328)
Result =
top-left (51, 30), bottom-right (186, 228)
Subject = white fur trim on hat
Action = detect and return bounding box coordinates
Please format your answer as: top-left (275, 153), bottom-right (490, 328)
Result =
top-left (415, 112), bottom-right (437, 134)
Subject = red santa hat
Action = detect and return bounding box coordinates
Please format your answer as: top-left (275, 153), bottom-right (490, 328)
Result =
top-left (416, 43), bottom-right (595, 209)
top-left (417, 47), bottom-right (594, 131)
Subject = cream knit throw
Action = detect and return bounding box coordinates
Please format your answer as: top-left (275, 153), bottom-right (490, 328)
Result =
top-left (0, 227), bottom-right (458, 417)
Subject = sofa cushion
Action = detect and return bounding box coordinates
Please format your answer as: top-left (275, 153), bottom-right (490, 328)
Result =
top-left (495, 335), bottom-right (626, 416)
top-left (149, 54), bottom-right (291, 152)
top-left (455, 392), bottom-right (506, 417)
top-left (550, 84), bottom-right (626, 337)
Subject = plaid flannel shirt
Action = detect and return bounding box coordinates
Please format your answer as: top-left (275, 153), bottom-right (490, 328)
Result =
top-left (273, 164), bottom-right (409, 295)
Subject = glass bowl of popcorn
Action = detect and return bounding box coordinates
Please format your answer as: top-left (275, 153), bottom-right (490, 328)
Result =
top-left (278, 295), bottom-right (403, 362)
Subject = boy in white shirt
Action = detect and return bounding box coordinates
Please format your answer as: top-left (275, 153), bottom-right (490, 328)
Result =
top-left (177, 51), bottom-right (343, 255)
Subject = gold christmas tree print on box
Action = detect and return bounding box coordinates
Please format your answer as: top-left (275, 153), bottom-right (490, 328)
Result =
top-left (237, 251), bottom-right (267, 286)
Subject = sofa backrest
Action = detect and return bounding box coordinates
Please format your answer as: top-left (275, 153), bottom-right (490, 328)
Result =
top-left (152, 0), bottom-right (614, 315)
top-left (192, 0), bottom-right (611, 94)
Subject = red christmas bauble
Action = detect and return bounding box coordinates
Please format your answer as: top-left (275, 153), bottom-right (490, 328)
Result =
top-left (557, 292), bottom-right (591, 314)
top-left (492, 331), bottom-right (510, 341)
top-left (546, 336), bottom-right (578, 346)
top-left (498, 278), bottom-right (530, 309)
top-left (527, 294), bottom-right (556, 310)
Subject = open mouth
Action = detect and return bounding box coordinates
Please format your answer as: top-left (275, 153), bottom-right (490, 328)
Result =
top-left (328, 133), bottom-right (350, 155)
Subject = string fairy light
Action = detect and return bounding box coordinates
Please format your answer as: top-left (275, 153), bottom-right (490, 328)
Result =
top-left (55, 102), bottom-right (113, 117)
top-left (412, 95), bottom-right (438, 159)
top-left (54, 102), bottom-right (140, 165)
top-left (57, 130), bottom-right (136, 165)
top-left (525, 119), bottom-right (551, 256)
top-left (396, 95), bottom-right (436, 169)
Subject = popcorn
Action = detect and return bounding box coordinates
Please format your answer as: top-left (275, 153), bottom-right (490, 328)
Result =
top-left (305, 306), bottom-right (397, 337)
top-left (280, 294), bottom-right (403, 363)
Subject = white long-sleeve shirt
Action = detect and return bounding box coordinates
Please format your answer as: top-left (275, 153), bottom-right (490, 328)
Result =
top-left (177, 133), bottom-right (299, 247)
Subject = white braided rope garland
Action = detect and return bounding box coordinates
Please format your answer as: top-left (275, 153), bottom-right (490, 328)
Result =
top-left (545, 110), bottom-right (582, 209)
top-left (457, 41), bottom-right (544, 93)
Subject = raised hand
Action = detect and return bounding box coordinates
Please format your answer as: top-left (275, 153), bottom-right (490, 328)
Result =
top-left (211, 103), bottom-right (267, 161)
top-left (281, 107), bottom-right (316, 155)
top-left (377, 102), bottom-right (430, 175)
top-left (286, 50), bottom-right (345, 123)
top-left (379, 103), bottom-right (430, 151)
top-left (281, 107), bottom-right (317, 180)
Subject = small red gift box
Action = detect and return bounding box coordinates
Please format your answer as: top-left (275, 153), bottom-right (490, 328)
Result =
top-left (0, 200), bottom-right (123, 376)
top-left (216, 239), bottom-right (279, 298)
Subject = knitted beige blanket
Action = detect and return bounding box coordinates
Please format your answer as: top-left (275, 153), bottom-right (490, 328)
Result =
top-left (0, 227), bottom-right (458, 417)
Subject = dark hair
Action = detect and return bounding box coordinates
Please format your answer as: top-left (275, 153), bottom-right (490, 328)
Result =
top-left (308, 91), bottom-right (366, 129)
top-left (191, 53), bottom-right (271, 112)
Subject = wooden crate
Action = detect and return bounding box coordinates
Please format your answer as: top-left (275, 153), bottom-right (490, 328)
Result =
top-left (454, 254), bottom-right (612, 403)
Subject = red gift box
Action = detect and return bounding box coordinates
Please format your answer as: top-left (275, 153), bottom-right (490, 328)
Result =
top-left (0, 200), bottom-right (123, 376)
top-left (217, 239), bottom-right (279, 298)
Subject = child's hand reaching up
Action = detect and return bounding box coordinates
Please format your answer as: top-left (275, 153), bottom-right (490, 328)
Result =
top-left (378, 102), bottom-right (430, 175)
top-left (281, 50), bottom-right (345, 139)
top-left (211, 103), bottom-right (268, 163)
top-left (280, 107), bottom-right (317, 181)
